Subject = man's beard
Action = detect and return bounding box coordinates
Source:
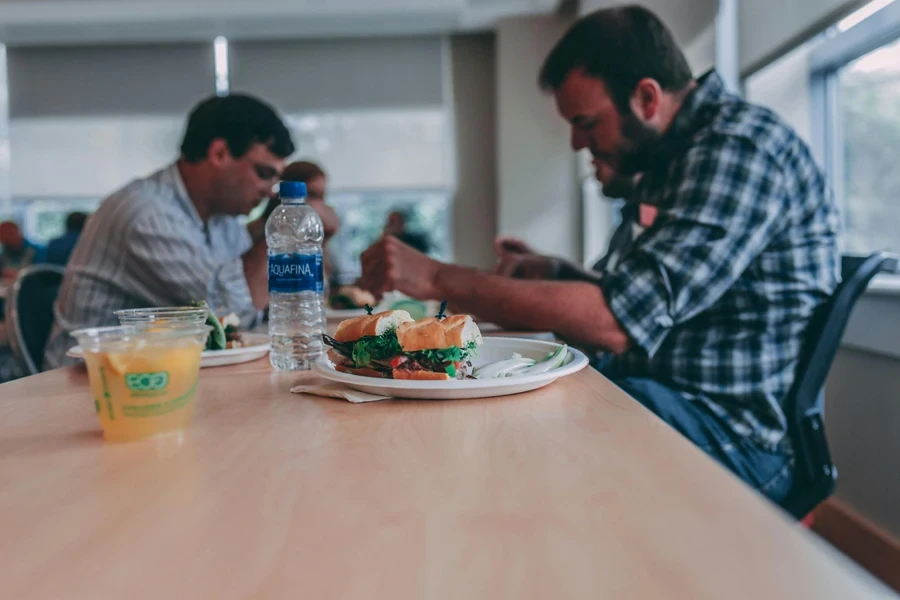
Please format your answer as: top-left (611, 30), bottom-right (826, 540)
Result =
top-left (600, 174), bottom-right (638, 200)
top-left (617, 112), bottom-right (662, 176)
top-left (596, 112), bottom-right (660, 200)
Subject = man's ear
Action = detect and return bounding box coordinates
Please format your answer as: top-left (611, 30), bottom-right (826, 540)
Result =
top-left (207, 138), bottom-right (232, 168)
top-left (629, 78), bottom-right (663, 122)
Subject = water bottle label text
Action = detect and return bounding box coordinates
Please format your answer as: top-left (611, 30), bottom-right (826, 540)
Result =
top-left (268, 253), bottom-right (323, 294)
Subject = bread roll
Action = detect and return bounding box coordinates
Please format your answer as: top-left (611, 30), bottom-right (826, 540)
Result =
top-left (396, 315), bottom-right (483, 352)
top-left (333, 310), bottom-right (414, 343)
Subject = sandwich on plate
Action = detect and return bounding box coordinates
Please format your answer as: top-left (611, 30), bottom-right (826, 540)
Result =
top-left (328, 285), bottom-right (377, 311)
top-left (323, 311), bottom-right (483, 380)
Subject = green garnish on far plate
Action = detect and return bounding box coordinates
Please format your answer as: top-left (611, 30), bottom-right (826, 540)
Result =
top-left (387, 299), bottom-right (428, 320)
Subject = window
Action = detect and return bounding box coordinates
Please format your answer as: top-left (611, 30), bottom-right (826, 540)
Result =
top-left (810, 0), bottom-right (900, 254)
top-left (0, 197), bottom-right (101, 244)
top-left (281, 109), bottom-right (454, 281)
top-left (836, 38), bottom-right (900, 253)
top-left (329, 189), bottom-right (451, 283)
top-left (0, 38), bottom-right (455, 265)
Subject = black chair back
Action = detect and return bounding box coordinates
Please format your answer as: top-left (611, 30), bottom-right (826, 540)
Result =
top-left (6, 265), bottom-right (66, 375)
top-left (779, 252), bottom-right (898, 518)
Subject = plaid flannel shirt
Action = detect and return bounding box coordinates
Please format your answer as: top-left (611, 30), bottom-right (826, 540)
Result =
top-left (600, 71), bottom-right (840, 450)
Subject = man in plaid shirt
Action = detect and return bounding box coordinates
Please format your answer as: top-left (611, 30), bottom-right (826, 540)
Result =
top-left (358, 6), bottom-right (839, 501)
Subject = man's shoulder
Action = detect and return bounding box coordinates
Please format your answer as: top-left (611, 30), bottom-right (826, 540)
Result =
top-left (694, 97), bottom-right (818, 171)
top-left (94, 168), bottom-right (183, 228)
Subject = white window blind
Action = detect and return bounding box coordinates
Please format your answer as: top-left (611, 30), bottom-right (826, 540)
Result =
top-left (228, 37), bottom-right (445, 112)
top-left (6, 43), bottom-right (214, 198)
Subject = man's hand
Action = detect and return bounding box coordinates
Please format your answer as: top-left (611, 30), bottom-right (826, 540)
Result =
top-left (493, 235), bottom-right (557, 279)
top-left (359, 235), bottom-right (442, 300)
top-left (493, 236), bottom-right (533, 257)
top-left (308, 199), bottom-right (339, 243)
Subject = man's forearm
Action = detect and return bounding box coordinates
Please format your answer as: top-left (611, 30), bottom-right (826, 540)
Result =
top-left (434, 263), bottom-right (629, 353)
top-left (552, 257), bottom-right (603, 284)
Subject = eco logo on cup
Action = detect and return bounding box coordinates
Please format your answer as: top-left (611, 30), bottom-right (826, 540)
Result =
top-left (125, 372), bottom-right (170, 396)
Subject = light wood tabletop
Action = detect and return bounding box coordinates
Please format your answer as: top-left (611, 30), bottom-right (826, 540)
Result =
top-left (0, 359), bottom-right (894, 599)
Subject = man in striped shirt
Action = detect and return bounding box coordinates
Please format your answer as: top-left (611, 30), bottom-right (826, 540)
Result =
top-left (44, 94), bottom-right (295, 368)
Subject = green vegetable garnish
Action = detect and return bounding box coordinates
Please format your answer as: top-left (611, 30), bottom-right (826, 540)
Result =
top-left (191, 300), bottom-right (225, 350)
top-left (445, 363), bottom-right (457, 378)
top-left (349, 328), bottom-right (402, 367)
top-left (411, 341), bottom-right (479, 364)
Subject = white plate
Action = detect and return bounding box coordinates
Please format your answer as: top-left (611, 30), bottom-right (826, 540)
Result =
top-left (312, 337), bottom-right (588, 400)
top-left (67, 334), bottom-right (270, 368)
top-left (326, 307), bottom-right (370, 320)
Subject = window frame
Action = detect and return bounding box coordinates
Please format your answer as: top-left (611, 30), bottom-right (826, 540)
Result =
top-left (809, 0), bottom-right (900, 253)
top-left (807, 1), bottom-right (900, 359)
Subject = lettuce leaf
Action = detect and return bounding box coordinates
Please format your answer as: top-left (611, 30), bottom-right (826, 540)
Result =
top-left (328, 332), bottom-right (479, 370)
top-left (410, 341), bottom-right (479, 365)
top-left (350, 329), bottom-right (402, 367)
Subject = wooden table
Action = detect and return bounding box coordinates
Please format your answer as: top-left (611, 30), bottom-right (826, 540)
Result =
top-left (0, 359), bottom-right (894, 599)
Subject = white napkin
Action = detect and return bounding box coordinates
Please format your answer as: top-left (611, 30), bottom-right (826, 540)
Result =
top-left (290, 382), bottom-right (393, 403)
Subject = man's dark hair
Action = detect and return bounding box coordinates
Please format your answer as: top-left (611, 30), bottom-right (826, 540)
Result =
top-left (65, 212), bottom-right (88, 232)
top-left (180, 94), bottom-right (295, 162)
top-left (538, 5), bottom-right (693, 112)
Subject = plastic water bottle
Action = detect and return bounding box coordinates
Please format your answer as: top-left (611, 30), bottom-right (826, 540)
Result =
top-left (266, 181), bottom-right (326, 370)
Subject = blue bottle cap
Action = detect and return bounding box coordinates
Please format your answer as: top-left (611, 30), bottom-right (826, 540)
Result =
top-left (279, 181), bottom-right (307, 198)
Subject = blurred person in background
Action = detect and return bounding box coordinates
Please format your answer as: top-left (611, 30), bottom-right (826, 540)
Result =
top-left (384, 209), bottom-right (430, 254)
top-left (46, 212), bottom-right (89, 267)
top-left (44, 93), bottom-right (295, 369)
top-left (258, 160), bottom-right (340, 282)
top-left (0, 221), bottom-right (39, 278)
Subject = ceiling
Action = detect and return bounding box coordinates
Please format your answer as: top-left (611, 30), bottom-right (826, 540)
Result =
top-left (0, 0), bottom-right (564, 45)
top-left (579, 0), bottom-right (718, 46)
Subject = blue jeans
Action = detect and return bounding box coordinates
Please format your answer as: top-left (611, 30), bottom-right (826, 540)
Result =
top-left (607, 376), bottom-right (794, 503)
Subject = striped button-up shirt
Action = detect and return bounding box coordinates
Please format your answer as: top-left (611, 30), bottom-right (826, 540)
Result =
top-left (44, 163), bottom-right (258, 368)
top-left (599, 71), bottom-right (840, 451)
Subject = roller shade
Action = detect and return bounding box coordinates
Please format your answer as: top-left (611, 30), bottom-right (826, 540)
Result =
top-left (229, 36), bottom-right (445, 112)
top-left (7, 43), bottom-right (215, 117)
top-left (7, 43), bottom-right (213, 197)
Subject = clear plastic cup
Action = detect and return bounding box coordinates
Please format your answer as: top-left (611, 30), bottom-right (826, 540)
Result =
top-left (71, 324), bottom-right (210, 442)
top-left (114, 306), bottom-right (208, 326)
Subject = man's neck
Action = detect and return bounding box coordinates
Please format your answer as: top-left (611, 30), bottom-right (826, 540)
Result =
top-left (657, 80), bottom-right (699, 137)
top-left (176, 159), bottom-right (212, 222)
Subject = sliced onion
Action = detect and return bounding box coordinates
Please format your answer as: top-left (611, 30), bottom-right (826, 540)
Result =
top-left (473, 357), bottom-right (535, 379)
top-left (518, 345), bottom-right (568, 375)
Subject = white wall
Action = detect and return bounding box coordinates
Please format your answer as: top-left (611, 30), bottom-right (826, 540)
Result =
top-left (449, 33), bottom-right (498, 270)
top-left (745, 39), bottom-right (818, 148)
top-left (684, 20), bottom-right (717, 76)
top-left (495, 14), bottom-right (580, 261)
top-left (826, 349), bottom-right (900, 540)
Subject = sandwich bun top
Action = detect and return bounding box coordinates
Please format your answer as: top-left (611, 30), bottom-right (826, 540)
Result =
top-left (396, 314), bottom-right (483, 352)
top-left (333, 310), bottom-right (414, 343)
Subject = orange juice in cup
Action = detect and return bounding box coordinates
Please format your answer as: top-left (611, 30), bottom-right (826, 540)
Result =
top-left (71, 324), bottom-right (210, 442)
